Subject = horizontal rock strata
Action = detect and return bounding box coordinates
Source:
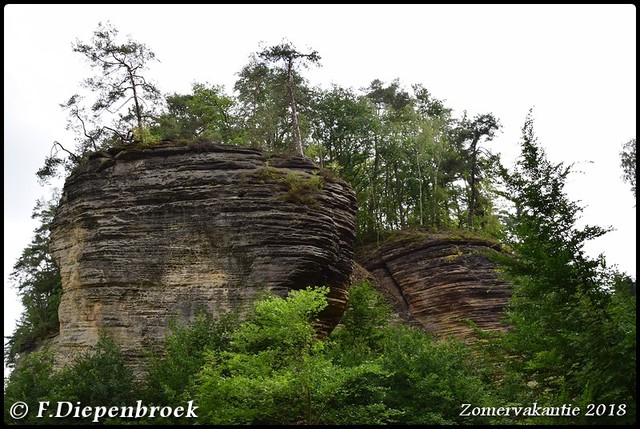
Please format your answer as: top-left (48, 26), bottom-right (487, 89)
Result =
top-left (49, 142), bottom-right (356, 369)
top-left (357, 230), bottom-right (511, 339)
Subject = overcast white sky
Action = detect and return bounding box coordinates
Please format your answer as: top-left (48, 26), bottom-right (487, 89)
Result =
top-left (3, 4), bottom-right (636, 366)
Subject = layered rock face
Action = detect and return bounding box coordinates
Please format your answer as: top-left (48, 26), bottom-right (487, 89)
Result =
top-left (357, 230), bottom-right (511, 339)
top-left (49, 142), bottom-right (356, 368)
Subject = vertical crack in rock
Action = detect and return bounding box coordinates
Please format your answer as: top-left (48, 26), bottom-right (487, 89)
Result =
top-left (380, 265), bottom-right (410, 309)
top-left (357, 230), bottom-right (512, 340)
top-left (377, 264), bottom-right (425, 328)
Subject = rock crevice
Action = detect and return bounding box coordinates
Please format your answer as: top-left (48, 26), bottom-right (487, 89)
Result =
top-left (357, 231), bottom-right (511, 339)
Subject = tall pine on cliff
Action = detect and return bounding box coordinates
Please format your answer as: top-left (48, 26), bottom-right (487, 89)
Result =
top-left (6, 21), bottom-right (163, 365)
top-left (6, 23), bottom-right (635, 425)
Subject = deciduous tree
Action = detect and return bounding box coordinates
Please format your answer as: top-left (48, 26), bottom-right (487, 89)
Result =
top-left (153, 82), bottom-right (234, 142)
top-left (620, 137), bottom-right (636, 199)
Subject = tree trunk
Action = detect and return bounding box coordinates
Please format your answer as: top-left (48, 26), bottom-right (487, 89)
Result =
top-left (433, 143), bottom-right (443, 227)
top-left (371, 136), bottom-right (380, 243)
top-left (128, 68), bottom-right (143, 143)
top-left (433, 168), bottom-right (438, 227)
top-left (415, 147), bottom-right (424, 226)
top-left (467, 136), bottom-right (479, 229)
top-left (286, 58), bottom-right (304, 157)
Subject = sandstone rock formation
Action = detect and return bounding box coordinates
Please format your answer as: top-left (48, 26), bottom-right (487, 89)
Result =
top-left (357, 230), bottom-right (511, 339)
top-left (49, 142), bottom-right (356, 369)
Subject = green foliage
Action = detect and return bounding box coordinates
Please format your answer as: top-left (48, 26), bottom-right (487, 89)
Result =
top-left (9, 278), bottom-right (631, 425)
top-left (131, 125), bottom-right (161, 147)
top-left (330, 281), bottom-right (497, 425)
top-left (5, 197), bottom-right (62, 365)
top-left (380, 326), bottom-right (496, 424)
top-left (4, 350), bottom-right (58, 424)
top-left (152, 82), bottom-right (235, 143)
top-left (11, 32), bottom-right (636, 426)
top-left (234, 60), bottom-right (290, 150)
top-left (309, 85), bottom-right (378, 232)
top-left (328, 280), bottom-right (393, 362)
top-left (140, 311), bottom-right (238, 423)
top-left (226, 286), bottom-right (329, 358)
top-left (254, 164), bottom-right (278, 183)
top-left (305, 77), bottom-right (506, 238)
top-left (38, 22), bottom-right (163, 183)
top-left (620, 137), bottom-right (636, 199)
top-left (72, 21), bottom-right (161, 147)
top-left (194, 287), bottom-right (394, 424)
top-left (493, 110), bottom-right (637, 424)
top-left (4, 333), bottom-right (137, 425)
top-left (451, 111), bottom-right (502, 230)
top-left (257, 40), bottom-right (321, 156)
top-left (54, 334), bottom-right (136, 414)
top-left (234, 43), bottom-right (317, 154)
top-left (35, 155), bottom-right (65, 186)
top-left (254, 166), bottom-right (325, 205)
top-left (42, 27), bottom-right (513, 240)
top-left (279, 171), bottom-right (324, 205)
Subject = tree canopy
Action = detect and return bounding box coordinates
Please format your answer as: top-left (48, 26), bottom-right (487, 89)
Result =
top-left (71, 21), bottom-right (161, 145)
top-left (620, 137), bottom-right (636, 199)
top-left (5, 24), bottom-right (635, 426)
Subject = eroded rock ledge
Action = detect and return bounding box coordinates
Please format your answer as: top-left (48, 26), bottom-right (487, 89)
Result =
top-left (50, 142), bottom-right (356, 369)
top-left (356, 230), bottom-right (511, 339)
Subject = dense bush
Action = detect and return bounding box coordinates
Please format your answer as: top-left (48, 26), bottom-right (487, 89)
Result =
top-left (5, 278), bottom-right (635, 425)
top-left (4, 333), bottom-right (136, 425)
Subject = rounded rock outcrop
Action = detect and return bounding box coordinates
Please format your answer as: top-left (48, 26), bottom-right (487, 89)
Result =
top-left (49, 142), bottom-right (356, 369)
top-left (357, 229), bottom-right (511, 339)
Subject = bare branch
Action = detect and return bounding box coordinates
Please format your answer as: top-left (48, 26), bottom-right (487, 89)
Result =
top-left (52, 141), bottom-right (80, 163)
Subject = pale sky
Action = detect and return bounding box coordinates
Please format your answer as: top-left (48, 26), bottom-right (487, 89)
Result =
top-left (3, 4), bottom-right (636, 369)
